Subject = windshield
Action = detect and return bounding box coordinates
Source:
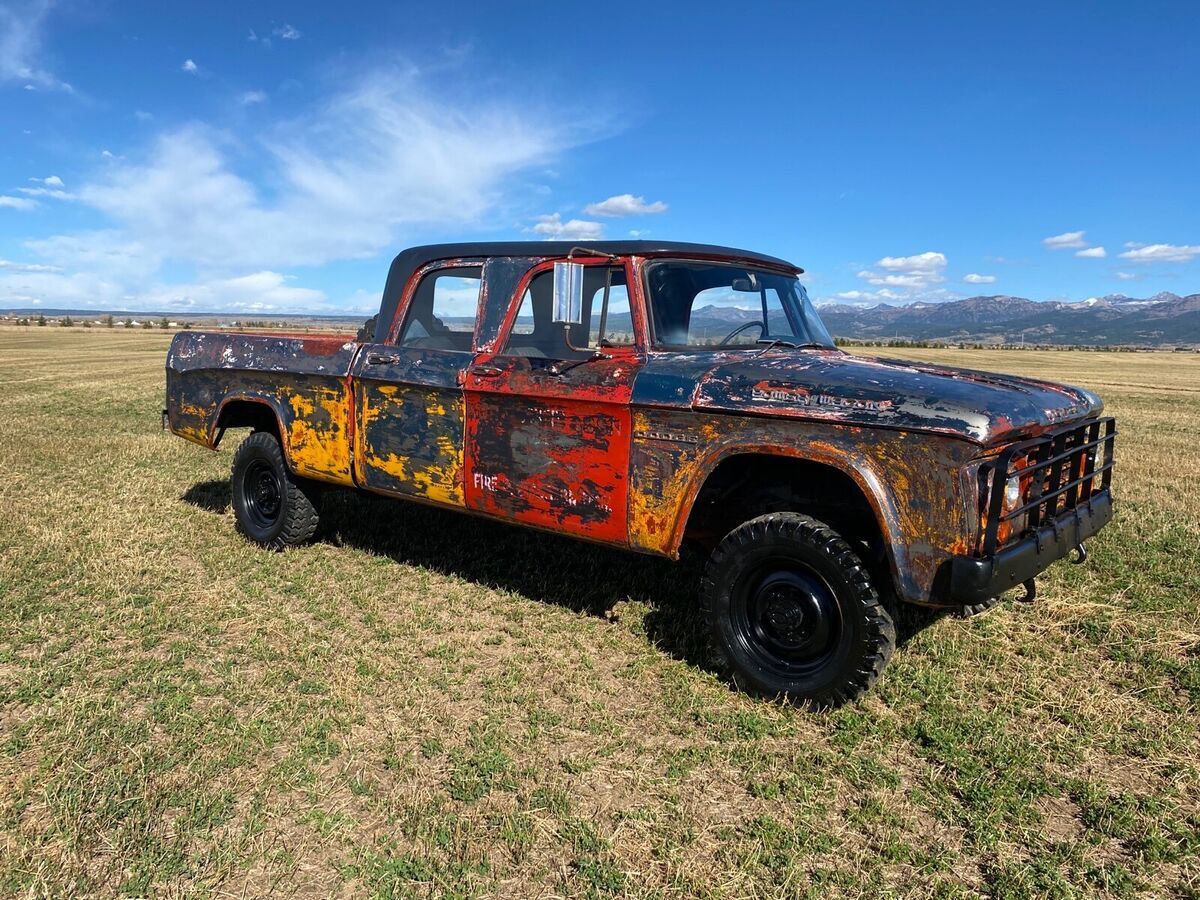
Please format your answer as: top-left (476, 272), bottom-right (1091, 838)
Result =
top-left (645, 261), bottom-right (834, 350)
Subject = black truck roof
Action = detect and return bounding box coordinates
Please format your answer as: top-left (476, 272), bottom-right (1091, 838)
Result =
top-left (375, 241), bottom-right (802, 343)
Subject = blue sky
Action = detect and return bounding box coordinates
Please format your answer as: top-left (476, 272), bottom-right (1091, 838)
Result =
top-left (1, 1), bottom-right (1197, 315)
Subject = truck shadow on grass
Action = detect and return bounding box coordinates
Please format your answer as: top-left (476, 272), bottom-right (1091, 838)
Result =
top-left (183, 480), bottom-right (945, 674)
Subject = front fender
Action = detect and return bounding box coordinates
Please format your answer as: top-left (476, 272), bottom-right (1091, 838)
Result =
top-left (627, 408), bottom-right (977, 604)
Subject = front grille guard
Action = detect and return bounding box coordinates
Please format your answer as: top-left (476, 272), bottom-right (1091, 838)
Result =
top-left (980, 416), bottom-right (1117, 557)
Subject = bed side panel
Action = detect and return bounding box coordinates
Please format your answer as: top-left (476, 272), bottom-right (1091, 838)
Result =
top-left (165, 332), bottom-right (358, 485)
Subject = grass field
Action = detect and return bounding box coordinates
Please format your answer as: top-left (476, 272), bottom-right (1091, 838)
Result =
top-left (1, 327), bottom-right (1197, 899)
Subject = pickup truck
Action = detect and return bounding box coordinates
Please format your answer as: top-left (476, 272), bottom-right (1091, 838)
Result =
top-left (165, 240), bottom-right (1116, 706)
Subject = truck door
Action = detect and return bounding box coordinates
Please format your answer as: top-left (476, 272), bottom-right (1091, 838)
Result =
top-left (351, 263), bottom-right (481, 505)
top-left (463, 258), bottom-right (644, 545)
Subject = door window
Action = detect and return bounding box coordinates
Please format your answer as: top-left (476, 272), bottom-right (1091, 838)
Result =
top-left (397, 266), bottom-right (481, 351)
top-left (504, 265), bottom-right (630, 358)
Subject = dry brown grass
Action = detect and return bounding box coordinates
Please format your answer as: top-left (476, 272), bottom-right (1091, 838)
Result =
top-left (0, 327), bottom-right (1197, 898)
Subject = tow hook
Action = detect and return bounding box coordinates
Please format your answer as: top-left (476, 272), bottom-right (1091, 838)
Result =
top-left (1070, 542), bottom-right (1088, 564)
top-left (1015, 578), bottom-right (1037, 603)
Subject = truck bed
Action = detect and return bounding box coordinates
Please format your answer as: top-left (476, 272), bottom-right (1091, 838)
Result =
top-left (165, 330), bottom-right (361, 485)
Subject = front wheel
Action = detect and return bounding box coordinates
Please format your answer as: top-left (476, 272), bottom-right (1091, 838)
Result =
top-left (230, 431), bottom-right (320, 550)
top-left (700, 513), bottom-right (895, 708)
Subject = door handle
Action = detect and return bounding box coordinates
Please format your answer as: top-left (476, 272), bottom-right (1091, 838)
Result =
top-left (366, 353), bottom-right (400, 366)
top-left (469, 364), bottom-right (504, 378)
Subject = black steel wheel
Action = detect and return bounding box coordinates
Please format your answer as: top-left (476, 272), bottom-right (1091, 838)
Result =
top-left (230, 431), bottom-right (320, 549)
top-left (701, 513), bottom-right (895, 707)
top-left (242, 458), bottom-right (283, 531)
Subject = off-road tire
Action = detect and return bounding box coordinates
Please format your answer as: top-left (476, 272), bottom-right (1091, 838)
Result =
top-left (230, 431), bottom-right (320, 550)
top-left (700, 513), bottom-right (895, 708)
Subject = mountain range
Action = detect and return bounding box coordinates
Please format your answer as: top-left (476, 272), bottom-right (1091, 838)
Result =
top-left (810, 292), bottom-right (1200, 346)
top-left (5, 291), bottom-right (1199, 348)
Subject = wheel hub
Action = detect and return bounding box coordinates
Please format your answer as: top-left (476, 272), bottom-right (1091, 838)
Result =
top-left (244, 459), bottom-right (282, 528)
top-left (733, 566), bottom-right (841, 676)
top-left (762, 584), bottom-right (816, 644)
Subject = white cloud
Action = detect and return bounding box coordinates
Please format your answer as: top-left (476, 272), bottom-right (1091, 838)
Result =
top-left (529, 213), bottom-right (603, 241)
top-left (18, 184), bottom-right (74, 199)
top-left (963, 273), bottom-right (996, 284)
top-left (1114, 271), bottom-right (1141, 281)
top-left (273, 24), bottom-right (300, 40)
top-left (31, 174), bottom-right (64, 187)
top-left (240, 90), bottom-right (267, 105)
top-left (138, 271), bottom-right (324, 311)
top-left (857, 251), bottom-right (946, 292)
top-left (0, 258), bottom-right (61, 272)
top-left (1043, 230), bottom-right (1088, 250)
top-left (73, 70), bottom-right (573, 268)
top-left (181, 58), bottom-right (198, 74)
top-left (1075, 246), bottom-right (1106, 258)
top-left (0, 194), bottom-right (37, 210)
top-left (0, 265), bottom-right (328, 313)
top-left (101, 149), bottom-right (114, 158)
top-left (583, 193), bottom-right (667, 217)
top-left (7, 67), bottom-right (590, 312)
top-left (0, 0), bottom-right (73, 92)
top-left (1118, 243), bottom-right (1200, 264)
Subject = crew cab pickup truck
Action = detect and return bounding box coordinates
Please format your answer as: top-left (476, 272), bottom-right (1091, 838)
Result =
top-left (165, 241), bottom-right (1116, 706)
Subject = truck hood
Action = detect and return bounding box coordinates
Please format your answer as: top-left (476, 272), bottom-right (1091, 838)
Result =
top-left (684, 350), bottom-right (1103, 445)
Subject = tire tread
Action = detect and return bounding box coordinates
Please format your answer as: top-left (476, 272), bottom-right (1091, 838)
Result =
top-left (231, 431), bottom-right (320, 549)
top-left (700, 512), bottom-right (895, 708)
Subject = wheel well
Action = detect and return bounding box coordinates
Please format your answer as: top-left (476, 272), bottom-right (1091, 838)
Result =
top-left (214, 400), bottom-right (282, 447)
top-left (683, 454), bottom-right (885, 556)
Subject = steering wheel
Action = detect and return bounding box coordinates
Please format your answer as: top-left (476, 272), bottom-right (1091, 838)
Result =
top-left (718, 320), bottom-right (765, 347)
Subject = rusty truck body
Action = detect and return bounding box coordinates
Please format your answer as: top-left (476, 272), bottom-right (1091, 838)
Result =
top-left (165, 241), bottom-right (1116, 706)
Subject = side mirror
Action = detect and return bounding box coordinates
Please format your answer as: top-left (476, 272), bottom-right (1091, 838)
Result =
top-left (552, 262), bottom-right (584, 325)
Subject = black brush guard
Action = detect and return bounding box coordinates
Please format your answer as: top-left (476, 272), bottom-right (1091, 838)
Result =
top-left (949, 417), bottom-right (1117, 604)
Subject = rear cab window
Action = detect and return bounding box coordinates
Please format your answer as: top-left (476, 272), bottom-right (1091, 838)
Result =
top-left (397, 266), bottom-right (482, 352)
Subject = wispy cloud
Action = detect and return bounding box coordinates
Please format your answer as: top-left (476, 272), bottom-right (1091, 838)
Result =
top-left (963, 273), bottom-right (996, 284)
top-left (0, 0), bottom-right (72, 92)
top-left (17, 174), bottom-right (73, 200)
top-left (529, 213), bottom-right (603, 241)
top-left (1118, 242), bottom-right (1200, 263)
top-left (4, 66), bottom-right (592, 311)
top-left (583, 193), bottom-right (667, 217)
top-left (0, 194), bottom-right (37, 210)
top-left (1075, 246), bottom-right (1107, 258)
top-left (0, 258), bottom-right (61, 272)
top-left (1043, 230), bottom-right (1088, 250)
top-left (273, 23), bottom-right (300, 40)
top-left (181, 58), bottom-right (199, 74)
top-left (240, 90), bottom-right (267, 105)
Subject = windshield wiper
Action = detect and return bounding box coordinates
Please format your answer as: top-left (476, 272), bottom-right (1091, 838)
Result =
top-left (754, 338), bottom-right (832, 357)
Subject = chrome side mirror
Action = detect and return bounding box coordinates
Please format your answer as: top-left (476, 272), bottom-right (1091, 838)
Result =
top-left (552, 262), bottom-right (584, 325)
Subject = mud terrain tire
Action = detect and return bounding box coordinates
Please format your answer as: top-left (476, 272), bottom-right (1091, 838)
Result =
top-left (230, 431), bottom-right (320, 550)
top-left (701, 513), bottom-right (895, 708)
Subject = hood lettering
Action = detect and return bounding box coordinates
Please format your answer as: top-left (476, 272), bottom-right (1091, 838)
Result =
top-left (751, 380), bottom-right (895, 412)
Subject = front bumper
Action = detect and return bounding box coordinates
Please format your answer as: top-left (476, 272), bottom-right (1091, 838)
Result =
top-left (948, 490), bottom-right (1113, 605)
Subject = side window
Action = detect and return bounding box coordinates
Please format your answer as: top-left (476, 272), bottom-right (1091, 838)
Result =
top-left (396, 266), bottom-right (481, 351)
top-left (503, 265), bottom-right (630, 359)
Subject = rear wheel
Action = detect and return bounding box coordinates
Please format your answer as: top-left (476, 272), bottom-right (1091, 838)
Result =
top-left (230, 431), bottom-right (320, 549)
top-left (700, 513), bottom-right (894, 708)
